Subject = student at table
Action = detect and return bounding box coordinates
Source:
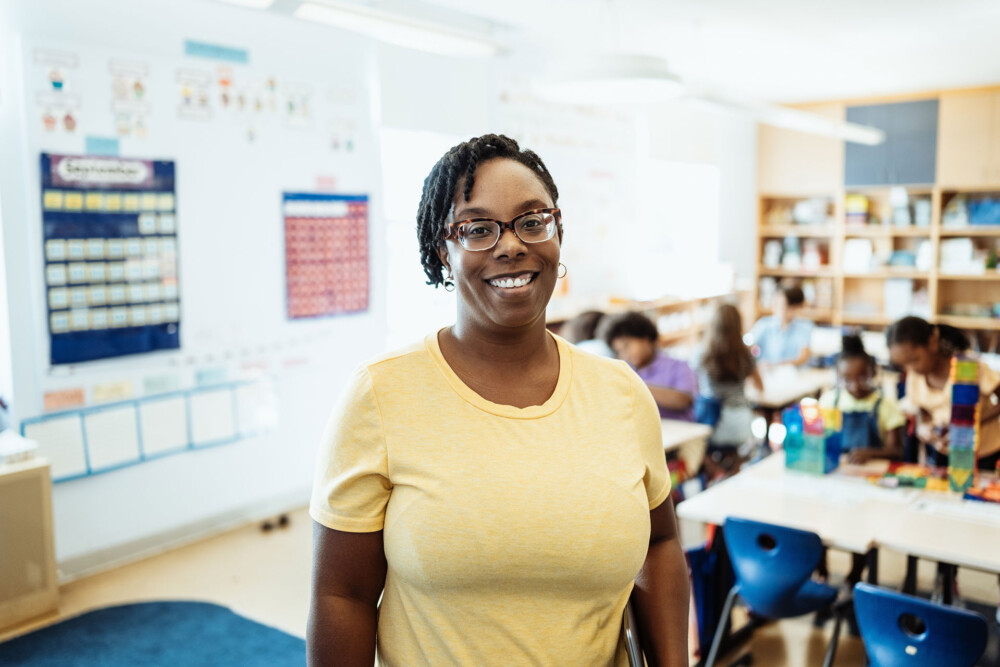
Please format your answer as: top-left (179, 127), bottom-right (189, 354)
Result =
top-left (819, 334), bottom-right (906, 464)
top-left (887, 316), bottom-right (1000, 469)
top-left (747, 285), bottom-right (813, 367)
top-left (604, 311), bottom-right (698, 421)
top-left (562, 309), bottom-right (614, 358)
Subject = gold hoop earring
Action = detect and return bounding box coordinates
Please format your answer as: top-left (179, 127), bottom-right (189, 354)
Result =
top-left (557, 262), bottom-right (567, 279)
top-left (444, 275), bottom-right (456, 292)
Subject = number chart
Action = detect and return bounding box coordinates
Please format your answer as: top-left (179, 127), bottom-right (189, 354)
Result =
top-left (283, 192), bottom-right (369, 320)
top-left (40, 153), bottom-right (181, 365)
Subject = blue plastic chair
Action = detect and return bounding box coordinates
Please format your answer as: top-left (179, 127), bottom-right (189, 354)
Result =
top-left (705, 517), bottom-right (842, 667)
top-left (853, 582), bottom-right (989, 667)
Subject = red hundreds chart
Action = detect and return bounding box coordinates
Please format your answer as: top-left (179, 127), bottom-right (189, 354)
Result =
top-left (283, 193), bottom-right (369, 319)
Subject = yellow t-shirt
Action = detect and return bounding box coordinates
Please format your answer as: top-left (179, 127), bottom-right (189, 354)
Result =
top-left (310, 331), bottom-right (671, 666)
top-left (818, 388), bottom-right (907, 442)
top-left (903, 359), bottom-right (1000, 457)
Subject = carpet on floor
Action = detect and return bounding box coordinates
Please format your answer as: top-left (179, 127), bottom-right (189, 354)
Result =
top-left (0, 601), bottom-right (305, 666)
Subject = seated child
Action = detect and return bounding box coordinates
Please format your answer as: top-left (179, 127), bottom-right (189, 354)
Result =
top-left (747, 285), bottom-right (814, 367)
top-left (887, 316), bottom-right (1000, 468)
top-left (603, 311), bottom-right (698, 421)
top-left (819, 334), bottom-right (906, 464)
top-left (562, 310), bottom-right (614, 358)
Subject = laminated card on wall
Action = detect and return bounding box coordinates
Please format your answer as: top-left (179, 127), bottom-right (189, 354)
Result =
top-left (40, 154), bottom-right (181, 365)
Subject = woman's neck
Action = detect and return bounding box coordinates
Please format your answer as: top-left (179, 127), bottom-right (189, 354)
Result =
top-left (447, 315), bottom-right (553, 370)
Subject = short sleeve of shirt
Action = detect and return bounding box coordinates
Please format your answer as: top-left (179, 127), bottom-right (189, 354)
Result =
top-left (790, 318), bottom-right (814, 356)
top-left (309, 366), bottom-right (392, 532)
top-left (979, 361), bottom-right (1000, 396)
top-left (877, 393), bottom-right (907, 433)
top-left (627, 368), bottom-right (671, 510)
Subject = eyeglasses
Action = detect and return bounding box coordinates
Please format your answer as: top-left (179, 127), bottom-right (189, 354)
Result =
top-left (444, 208), bottom-right (561, 251)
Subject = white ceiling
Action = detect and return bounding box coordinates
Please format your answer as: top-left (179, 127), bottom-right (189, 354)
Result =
top-left (413, 0), bottom-right (1000, 103)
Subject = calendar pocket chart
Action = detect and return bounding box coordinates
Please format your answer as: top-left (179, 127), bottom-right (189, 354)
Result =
top-left (283, 192), bottom-right (369, 319)
top-left (41, 153), bottom-right (181, 364)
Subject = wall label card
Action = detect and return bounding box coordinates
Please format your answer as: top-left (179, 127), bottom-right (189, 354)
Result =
top-left (41, 153), bottom-right (181, 365)
top-left (283, 192), bottom-right (369, 319)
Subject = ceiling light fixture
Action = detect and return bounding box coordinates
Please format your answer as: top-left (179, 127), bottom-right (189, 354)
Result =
top-left (535, 54), bottom-right (685, 105)
top-left (215, 0), bottom-right (276, 8)
top-left (692, 93), bottom-right (886, 145)
top-left (293, 1), bottom-right (501, 57)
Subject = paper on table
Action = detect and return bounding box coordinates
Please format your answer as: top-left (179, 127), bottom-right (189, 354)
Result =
top-left (912, 498), bottom-right (1000, 526)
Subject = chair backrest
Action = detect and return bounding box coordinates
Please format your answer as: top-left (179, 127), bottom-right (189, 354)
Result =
top-left (853, 582), bottom-right (989, 667)
top-left (722, 517), bottom-right (824, 617)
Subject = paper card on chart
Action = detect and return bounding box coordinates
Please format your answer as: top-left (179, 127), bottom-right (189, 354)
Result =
top-left (139, 396), bottom-right (189, 456)
top-left (83, 406), bottom-right (141, 471)
top-left (23, 415), bottom-right (87, 480)
top-left (189, 388), bottom-right (236, 446)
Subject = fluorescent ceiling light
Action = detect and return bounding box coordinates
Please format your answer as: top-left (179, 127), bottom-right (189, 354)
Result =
top-left (216, 0), bottom-right (275, 8)
top-left (294, 2), bottom-right (500, 57)
top-left (535, 55), bottom-right (684, 105)
top-left (692, 93), bottom-right (886, 145)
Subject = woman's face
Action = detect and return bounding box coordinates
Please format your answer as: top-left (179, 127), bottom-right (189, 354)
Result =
top-left (438, 158), bottom-right (560, 331)
top-left (889, 341), bottom-right (937, 376)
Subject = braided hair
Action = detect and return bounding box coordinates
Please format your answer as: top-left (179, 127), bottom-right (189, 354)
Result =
top-left (416, 134), bottom-right (559, 287)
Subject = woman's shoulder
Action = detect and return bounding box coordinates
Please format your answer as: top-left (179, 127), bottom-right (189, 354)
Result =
top-left (355, 337), bottom-right (437, 381)
top-left (559, 333), bottom-right (632, 378)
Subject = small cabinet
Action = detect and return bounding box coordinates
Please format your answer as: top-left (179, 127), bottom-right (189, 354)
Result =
top-left (845, 100), bottom-right (939, 186)
top-left (938, 91), bottom-right (1000, 187)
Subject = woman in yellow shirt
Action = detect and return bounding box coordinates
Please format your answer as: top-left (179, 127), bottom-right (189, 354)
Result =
top-left (308, 134), bottom-right (689, 666)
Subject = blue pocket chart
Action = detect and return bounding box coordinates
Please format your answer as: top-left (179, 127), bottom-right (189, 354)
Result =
top-left (40, 153), bottom-right (181, 365)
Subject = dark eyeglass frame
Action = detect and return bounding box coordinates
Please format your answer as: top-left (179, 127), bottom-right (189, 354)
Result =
top-left (443, 208), bottom-right (562, 251)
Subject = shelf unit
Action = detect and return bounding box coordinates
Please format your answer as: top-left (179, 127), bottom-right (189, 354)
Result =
top-left (608, 291), bottom-right (755, 349)
top-left (756, 87), bottom-right (1000, 335)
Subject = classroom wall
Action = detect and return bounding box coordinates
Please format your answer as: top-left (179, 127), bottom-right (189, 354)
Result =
top-left (645, 100), bottom-right (758, 283)
top-left (0, 0), bottom-right (386, 575)
top-left (1, 0), bottom-right (759, 576)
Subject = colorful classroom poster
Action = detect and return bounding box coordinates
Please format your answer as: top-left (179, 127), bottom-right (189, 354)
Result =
top-left (41, 153), bottom-right (181, 365)
top-left (283, 193), bottom-right (369, 319)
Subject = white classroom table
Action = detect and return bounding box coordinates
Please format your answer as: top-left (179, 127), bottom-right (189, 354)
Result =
top-left (661, 419), bottom-right (712, 453)
top-left (746, 367), bottom-right (836, 410)
top-left (661, 419), bottom-right (712, 477)
top-left (677, 451), bottom-right (1000, 575)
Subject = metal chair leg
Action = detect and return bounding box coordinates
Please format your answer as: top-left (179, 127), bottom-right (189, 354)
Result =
top-left (822, 606), bottom-right (844, 667)
top-left (705, 586), bottom-right (740, 667)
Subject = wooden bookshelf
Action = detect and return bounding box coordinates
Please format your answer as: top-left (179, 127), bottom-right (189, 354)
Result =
top-left (756, 86), bottom-right (1000, 335)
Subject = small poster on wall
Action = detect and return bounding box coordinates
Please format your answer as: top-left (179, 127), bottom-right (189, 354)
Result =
top-left (283, 192), bottom-right (368, 319)
top-left (40, 153), bottom-right (181, 365)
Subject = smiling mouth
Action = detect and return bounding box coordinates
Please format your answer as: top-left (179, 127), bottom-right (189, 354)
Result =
top-left (486, 272), bottom-right (537, 289)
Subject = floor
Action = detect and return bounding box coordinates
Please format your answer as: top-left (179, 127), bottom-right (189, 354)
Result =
top-left (1, 508), bottom-right (997, 666)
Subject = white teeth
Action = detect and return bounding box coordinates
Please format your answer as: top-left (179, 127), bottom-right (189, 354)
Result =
top-left (489, 273), bottom-right (534, 289)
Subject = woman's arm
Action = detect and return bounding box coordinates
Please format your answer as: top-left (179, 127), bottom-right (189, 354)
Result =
top-left (631, 499), bottom-right (689, 667)
top-left (308, 523), bottom-right (387, 667)
top-left (749, 368), bottom-right (764, 392)
top-left (646, 385), bottom-right (694, 412)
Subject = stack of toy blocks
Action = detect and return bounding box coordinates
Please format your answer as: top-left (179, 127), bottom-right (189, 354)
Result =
top-left (949, 357), bottom-right (980, 493)
top-left (783, 400), bottom-right (842, 475)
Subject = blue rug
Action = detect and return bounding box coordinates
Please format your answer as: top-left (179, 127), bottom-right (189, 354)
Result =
top-left (0, 601), bottom-right (306, 666)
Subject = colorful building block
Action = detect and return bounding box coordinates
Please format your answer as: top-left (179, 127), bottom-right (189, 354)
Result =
top-left (949, 357), bottom-right (979, 493)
